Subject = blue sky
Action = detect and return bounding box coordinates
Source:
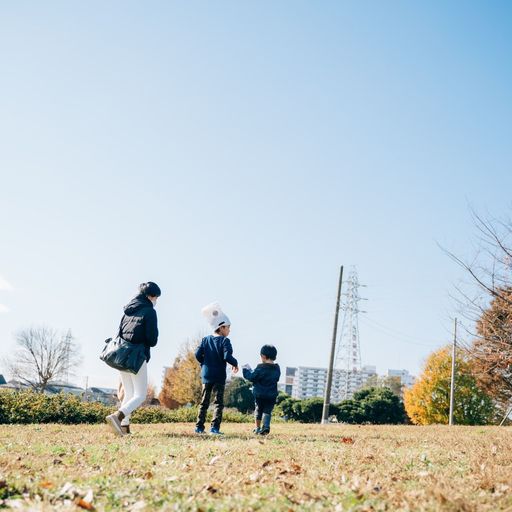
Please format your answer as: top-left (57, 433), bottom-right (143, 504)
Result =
top-left (1, 1), bottom-right (511, 390)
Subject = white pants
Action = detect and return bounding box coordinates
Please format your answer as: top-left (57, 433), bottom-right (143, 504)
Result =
top-left (119, 361), bottom-right (147, 425)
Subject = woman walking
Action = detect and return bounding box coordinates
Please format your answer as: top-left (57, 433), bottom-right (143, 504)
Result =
top-left (106, 282), bottom-right (161, 435)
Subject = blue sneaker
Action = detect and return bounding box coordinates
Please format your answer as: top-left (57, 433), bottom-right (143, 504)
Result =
top-left (209, 427), bottom-right (223, 435)
top-left (195, 427), bottom-right (205, 434)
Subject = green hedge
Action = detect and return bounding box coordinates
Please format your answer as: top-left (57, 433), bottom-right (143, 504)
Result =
top-left (0, 390), bottom-right (252, 424)
top-left (131, 405), bottom-right (250, 424)
top-left (275, 388), bottom-right (407, 424)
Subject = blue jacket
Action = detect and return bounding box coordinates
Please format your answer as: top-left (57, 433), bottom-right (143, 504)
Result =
top-left (243, 363), bottom-right (281, 399)
top-left (195, 335), bottom-right (238, 384)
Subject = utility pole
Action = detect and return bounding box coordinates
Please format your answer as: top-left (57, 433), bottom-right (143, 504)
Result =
top-left (449, 318), bottom-right (457, 426)
top-left (322, 266), bottom-right (344, 424)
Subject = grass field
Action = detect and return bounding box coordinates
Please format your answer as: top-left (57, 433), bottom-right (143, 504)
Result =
top-left (0, 423), bottom-right (511, 511)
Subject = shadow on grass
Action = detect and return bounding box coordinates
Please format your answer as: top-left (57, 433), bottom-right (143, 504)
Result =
top-left (158, 431), bottom-right (259, 441)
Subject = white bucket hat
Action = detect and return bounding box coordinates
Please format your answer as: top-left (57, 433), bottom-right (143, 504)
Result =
top-left (201, 301), bottom-right (231, 332)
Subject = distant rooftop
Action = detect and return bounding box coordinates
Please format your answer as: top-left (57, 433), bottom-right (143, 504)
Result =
top-left (89, 387), bottom-right (117, 394)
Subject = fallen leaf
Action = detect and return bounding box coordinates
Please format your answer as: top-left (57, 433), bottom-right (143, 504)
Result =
top-left (40, 480), bottom-right (54, 489)
top-left (290, 463), bottom-right (302, 474)
top-left (340, 437), bottom-right (355, 444)
top-left (76, 498), bottom-right (94, 510)
top-left (208, 455), bottom-right (221, 465)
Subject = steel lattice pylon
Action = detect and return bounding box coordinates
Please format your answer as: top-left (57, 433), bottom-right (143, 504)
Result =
top-left (332, 268), bottom-right (364, 400)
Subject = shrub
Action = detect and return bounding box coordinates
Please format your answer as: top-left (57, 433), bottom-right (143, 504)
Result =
top-left (337, 388), bottom-right (406, 424)
top-left (224, 378), bottom-right (254, 413)
top-left (337, 399), bottom-right (365, 424)
top-left (275, 396), bottom-right (300, 420)
top-left (275, 397), bottom-right (338, 423)
top-left (292, 398), bottom-right (324, 423)
top-left (0, 390), bottom-right (111, 424)
top-left (275, 389), bottom-right (406, 424)
top-left (0, 390), bottom-right (253, 424)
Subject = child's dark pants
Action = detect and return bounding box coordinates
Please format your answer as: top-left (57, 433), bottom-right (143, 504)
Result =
top-left (255, 396), bottom-right (275, 427)
top-left (196, 382), bottom-right (225, 430)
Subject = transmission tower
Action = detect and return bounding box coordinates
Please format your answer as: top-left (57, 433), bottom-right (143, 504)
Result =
top-left (333, 268), bottom-right (365, 399)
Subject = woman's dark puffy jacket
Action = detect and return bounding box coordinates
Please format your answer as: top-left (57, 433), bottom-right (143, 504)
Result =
top-left (119, 294), bottom-right (158, 362)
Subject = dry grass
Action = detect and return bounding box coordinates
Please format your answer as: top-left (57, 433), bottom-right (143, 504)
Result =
top-left (0, 423), bottom-right (511, 511)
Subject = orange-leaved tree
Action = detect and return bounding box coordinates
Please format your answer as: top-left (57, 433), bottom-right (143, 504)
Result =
top-left (404, 346), bottom-right (496, 425)
top-left (159, 340), bottom-right (202, 408)
top-left (472, 287), bottom-right (512, 408)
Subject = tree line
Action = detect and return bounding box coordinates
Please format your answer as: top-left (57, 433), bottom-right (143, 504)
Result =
top-left (3, 211), bottom-right (511, 424)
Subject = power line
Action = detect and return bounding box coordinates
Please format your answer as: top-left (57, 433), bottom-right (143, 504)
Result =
top-left (360, 316), bottom-right (440, 348)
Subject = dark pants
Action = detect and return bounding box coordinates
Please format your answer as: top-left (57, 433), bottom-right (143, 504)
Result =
top-left (255, 396), bottom-right (276, 421)
top-left (196, 382), bottom-right (225, 430)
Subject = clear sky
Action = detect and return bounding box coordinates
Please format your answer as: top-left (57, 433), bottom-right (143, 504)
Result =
top-left (1, 1), bottom-right (511, 391)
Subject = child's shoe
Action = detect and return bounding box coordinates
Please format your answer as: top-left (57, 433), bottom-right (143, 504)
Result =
top-left (253, 427), bottom-right (261, 434)
top-left (209, 427), bottom-right (223, 435)
top-left (121, 425), bottom-right (131, 435)
top-left (260, 413), bottom-right (271, 435)
top-left (195, 427), bottom-right (205, 434)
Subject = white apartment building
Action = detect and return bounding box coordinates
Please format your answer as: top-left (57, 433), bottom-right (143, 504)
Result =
top-left (283, 366), bottom-right (415, 401)
top-left (387, 369), bottom-right (415, 388)
top-left (287, 365), bottom-right (377, 402)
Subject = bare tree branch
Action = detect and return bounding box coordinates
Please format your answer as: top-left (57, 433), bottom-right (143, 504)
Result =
top-left (6, 326), bottom-right (82, 392)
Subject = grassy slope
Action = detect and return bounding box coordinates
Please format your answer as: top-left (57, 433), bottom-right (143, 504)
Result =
top-left (0, 423), bottom-right (511, 511)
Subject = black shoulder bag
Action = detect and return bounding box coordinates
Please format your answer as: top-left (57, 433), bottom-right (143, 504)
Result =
top-left (100, 318), bottom-right (146, 374)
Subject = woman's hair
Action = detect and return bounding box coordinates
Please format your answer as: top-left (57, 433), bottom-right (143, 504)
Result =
top-left (260, 344), bottom-right (277, 361)
top-left (139, 282), bottom-right (162, 297)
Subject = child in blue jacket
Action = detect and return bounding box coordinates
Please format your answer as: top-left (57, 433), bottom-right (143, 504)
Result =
top-left (243, 345), bottom-right (281, 435)
top-left (195, 302), bottom-right (238, 435)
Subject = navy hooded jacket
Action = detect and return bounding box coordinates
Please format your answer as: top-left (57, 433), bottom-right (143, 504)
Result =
top-left (195, 335), bottom-right (238, 384)
top-left (243, 363), bottom-right (281, 400)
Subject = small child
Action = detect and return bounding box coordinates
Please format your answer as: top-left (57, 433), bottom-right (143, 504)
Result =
top-left (195, 302), bottom-right (239, 435)
top-left (243, 345), bottom-right (281, 435)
